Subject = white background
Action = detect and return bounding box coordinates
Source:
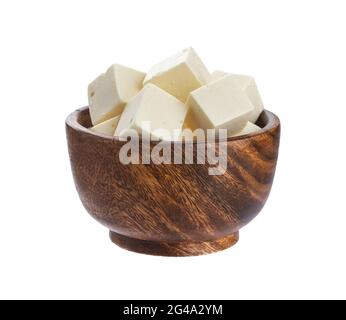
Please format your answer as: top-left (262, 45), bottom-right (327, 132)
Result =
top-left (0, 0), bottom-right (345, 300)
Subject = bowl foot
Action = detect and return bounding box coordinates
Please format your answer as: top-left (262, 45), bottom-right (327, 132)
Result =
top-left (109, 231), bottom-right (239, 257)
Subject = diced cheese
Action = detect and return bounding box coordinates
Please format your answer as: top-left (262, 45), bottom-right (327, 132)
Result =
top-left (211, 70), bottom-right (264, 123)
top-left (176, 113), bottom-right (201, 141)
top-left (90, 116), bottom-right (120, 136)
top-left (186, 75), bottom-right (254, 135)
top-left (182, 111), bottom-right (199, 131)
top-left (143, 47), bottom-right (211, 102)
top-left (114, 84), bottom-right (188, 141)
top-left (231, 121), bottom-right (261, 137)
top-left (211, 70), bottom-right (228, 81)
top-left (88, 64), bottom-right (145, 125)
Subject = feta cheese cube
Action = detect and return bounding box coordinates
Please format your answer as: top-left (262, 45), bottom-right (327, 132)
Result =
top-left (88, 64), bottom-right (145, 125)
top-left (143, 47), bottom-right (211, 102)
top-left (211, 70), bottom-right (228, 81)
top-left (114, 84), bottom-right (188, 141)
top-left (90, 116), bottom-right (120, 136)
top-left (211, 70), bottom-right (264, 123)
top-left (186, 75), bottom-right (254, 135)
top-left (231, 121), bottom-right (261, 137)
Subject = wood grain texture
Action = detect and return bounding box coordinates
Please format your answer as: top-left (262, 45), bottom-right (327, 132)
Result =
top-left (109, 231), bottom-right (239, 257)
top-left (66, 107), bottom-right (280, 256)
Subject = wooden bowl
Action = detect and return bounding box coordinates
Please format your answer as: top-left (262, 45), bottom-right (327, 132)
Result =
top-left (66, 107), bottom-right (280, 256)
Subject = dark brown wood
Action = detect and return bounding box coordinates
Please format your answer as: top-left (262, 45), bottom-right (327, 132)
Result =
top-left (110, 231), bottom-right (239, 256)
top-left (66, 107), bottom-right (280, 256)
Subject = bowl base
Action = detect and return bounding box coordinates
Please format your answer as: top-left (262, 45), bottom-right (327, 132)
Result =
top-left (109, 231), bottom-right (239, 257)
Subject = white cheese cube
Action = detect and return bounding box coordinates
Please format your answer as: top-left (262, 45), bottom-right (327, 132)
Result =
top-left (88, 64), bottom-right (145, 125)
top-left (211, 70), bottom-right (228, 81)
top-left (175, 113), bottom-right (199, 141)
top-left (143, 47), bottom-right (211, 102)
top-left (90, 116), bottom-right (120, 136)
top-left (114, 84), bottom-right (188, 141)
top-left (211, 70), bottom-right (264, 123)
top-left (183, 111), bottom-right (199, 131)
top-left (231, 121), bottom-right (261, 137)
top-left (186, 75), bottom-right (254, 135)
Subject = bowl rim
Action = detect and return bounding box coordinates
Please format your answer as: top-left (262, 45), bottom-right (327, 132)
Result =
top-left (66, 106), bottom-right (280, 144)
